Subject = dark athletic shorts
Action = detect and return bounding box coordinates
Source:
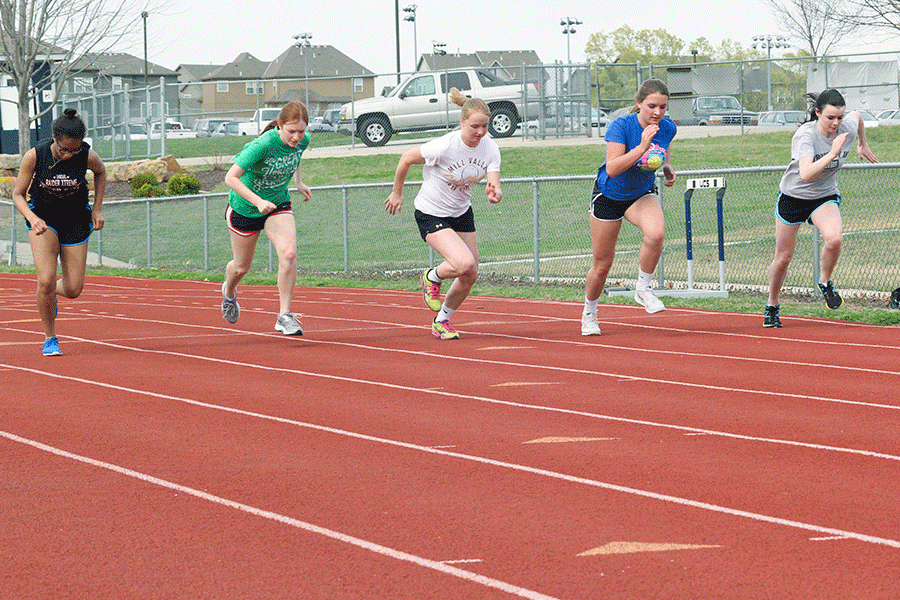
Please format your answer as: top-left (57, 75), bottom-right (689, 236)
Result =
top-left (590, 180), bottom-right (657, 221)
top-left (226, 202), bottom-right (293, 236)
top-left (26, 204), bottom-right (93, 246)
top-left (414, 206), bottom-right (476, 241)
top-left (776, 193), bottom-right (841, 225)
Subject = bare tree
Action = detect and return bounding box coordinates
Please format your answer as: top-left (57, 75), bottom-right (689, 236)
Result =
top-left (767, 0), bottom-right (863, 57)
top-left (0, 0), bottom-right (145, 154)
top-left (841, 0), bottom-right (900, 31)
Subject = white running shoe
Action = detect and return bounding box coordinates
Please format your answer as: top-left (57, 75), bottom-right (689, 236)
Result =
top-left (275, 312), bottom-right (304, 336)
top-left (634, 289), bottom-right (665, 314)
top-left (581, 311), bottom-right (602, 336)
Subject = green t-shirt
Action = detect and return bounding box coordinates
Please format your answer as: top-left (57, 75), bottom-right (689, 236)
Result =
top-left (228, 127), bottom-right (311, 218)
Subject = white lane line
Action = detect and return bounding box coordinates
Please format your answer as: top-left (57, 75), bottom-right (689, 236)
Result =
top-left (3, 329), bottom-right (899, 461)
top-left (0, 431), bottom-right (560, 600)
top-left (2, 364), bottom-right (899, 550)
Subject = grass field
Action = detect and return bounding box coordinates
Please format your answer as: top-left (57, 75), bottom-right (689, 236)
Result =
top-left (4, 126), bottom-right (899, 326)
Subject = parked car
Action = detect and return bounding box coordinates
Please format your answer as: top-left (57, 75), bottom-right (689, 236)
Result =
top-left (877, 109), bottom-right (900, 126)
top-left (692, 95), bottom-right (757, 126)
top-left (149, 120), bottom-right (197, 139)
top-left (237, 108), bottom-right (283, 136)
top-left (526, 104), bottom-right (606, 135)
top-left (307, 109), bottom-right (342, 132)
top-left (212, 121), bottom-right (245, 137)
top-left (876, 109), bottom-right (896, 120)
top-left (757, 110), bottom-right (806, 126)
top-left (192, 118), bottom-right (231, 137)
top-left (338, 67), bottom-right (540, 146)
top-left (856, 109), bottom-right (879, 128)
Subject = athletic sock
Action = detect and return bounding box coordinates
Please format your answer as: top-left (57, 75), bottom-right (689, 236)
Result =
top-left (437, 305), bottom-right (455, 322)
top-left (584, 296), bottom-right (599, 315)
top-left (427, 268), bottom-right (443, 284)
top-left (636, 269), bottom-right (653, 291)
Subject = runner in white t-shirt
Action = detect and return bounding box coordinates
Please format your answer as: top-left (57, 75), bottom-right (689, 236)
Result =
top-left (764, 89), bottom-right (877, 328)
top-left (385, 88), bottom-right (502, 340)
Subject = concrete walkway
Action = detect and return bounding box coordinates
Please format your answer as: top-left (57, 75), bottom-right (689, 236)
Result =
top-left (2, 239), bottom-right (133, 268)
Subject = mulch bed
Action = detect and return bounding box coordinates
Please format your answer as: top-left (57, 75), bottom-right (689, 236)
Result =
top-left (105, 168), bottom-right (228, 199)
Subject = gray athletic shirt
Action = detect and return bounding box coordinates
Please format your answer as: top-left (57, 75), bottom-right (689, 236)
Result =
top-left (779, 112), bottom-right (858, 199)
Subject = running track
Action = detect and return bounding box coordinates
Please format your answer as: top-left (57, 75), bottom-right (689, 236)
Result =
top-left (1, 273), bottom-right (898, 599)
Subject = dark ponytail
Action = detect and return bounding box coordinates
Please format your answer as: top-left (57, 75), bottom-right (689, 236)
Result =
top-left (52, 108), bottom-right (87, 140)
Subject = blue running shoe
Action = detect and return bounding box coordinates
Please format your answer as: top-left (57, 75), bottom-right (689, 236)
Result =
top-left (42, 337), bottom-right (61, 356)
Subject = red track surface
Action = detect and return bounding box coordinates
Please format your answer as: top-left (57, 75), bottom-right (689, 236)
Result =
top-left (1, 272), bottom-right (898, 599)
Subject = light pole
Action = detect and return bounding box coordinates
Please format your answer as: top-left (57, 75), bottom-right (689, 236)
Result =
top-left (403, 5), bottom-right (417, 72)
top-left (432, 41), bottom-right (446, 66)
top-left (141, 11), bottom-right (150, 148)
top-left (294, 33), bottom-right (313, 109)
top-left (560, 17), bottom-right (581, 66)
top-left (752, 34), bottom-right (788, 111)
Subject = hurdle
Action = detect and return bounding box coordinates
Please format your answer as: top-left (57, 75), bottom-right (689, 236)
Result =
top-left (607, 176), bottom-right (729, 299)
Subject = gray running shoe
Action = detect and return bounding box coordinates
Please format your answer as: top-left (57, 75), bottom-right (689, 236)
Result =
top-left (221, 281), bottom-right (240, 323)
top-left (275, 312), bottom-right (304, 336)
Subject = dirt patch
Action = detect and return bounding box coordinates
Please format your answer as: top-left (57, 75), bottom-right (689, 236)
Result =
top-left (104, 168), bottom-right (229, 199)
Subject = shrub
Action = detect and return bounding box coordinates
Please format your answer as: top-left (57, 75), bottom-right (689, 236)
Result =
top-left (135, 182), bottom-right (166, 198)
top-left (167, 172), bottom-right (201, 196)
top-left (131, 172), bottom-right (159, 195)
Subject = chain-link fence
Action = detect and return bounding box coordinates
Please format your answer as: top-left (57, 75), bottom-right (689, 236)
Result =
top-left (56, 63), bottom-right (594, 163)
top-left (596, 50), bottom-right (900, 123)
top-left (4, 163), bottom-right (899, 296)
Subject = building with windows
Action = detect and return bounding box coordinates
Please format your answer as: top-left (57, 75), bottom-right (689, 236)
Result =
top-left (182, 45), bottom-right (375, 121)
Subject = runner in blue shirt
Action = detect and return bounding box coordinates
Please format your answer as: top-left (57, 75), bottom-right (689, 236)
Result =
top-left (581, 79), bottom-right (677, 336)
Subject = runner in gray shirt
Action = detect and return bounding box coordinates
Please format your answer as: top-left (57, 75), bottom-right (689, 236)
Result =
top-left (764, 89), bottom-right (877, 328)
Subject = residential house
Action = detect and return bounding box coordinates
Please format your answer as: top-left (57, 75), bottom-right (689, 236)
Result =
top-left (62, 52), bottom-right (180, 133)
top-left (188, 45), bottom-right (375, 120)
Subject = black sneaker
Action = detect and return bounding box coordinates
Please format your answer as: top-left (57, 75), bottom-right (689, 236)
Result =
top-left (764, 304), bottom-right (782, 328)
top-left (818, 280), bottom-right (843, 309)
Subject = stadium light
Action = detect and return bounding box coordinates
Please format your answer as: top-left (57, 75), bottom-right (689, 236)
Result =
top-left (293, 33), bottom-right (313, 109)
top-left (404, 5), bottom-right (418, 71)
top-left (560, 17), bottom-right (581, 66)
top-left (752, 34), bottom-right (788, 111)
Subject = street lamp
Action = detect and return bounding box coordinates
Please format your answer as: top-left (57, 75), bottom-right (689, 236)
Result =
top-left (294, 32), bottom-right (313, 109)
top-left (752, 34), bottom-right (788, 111)
top-left (560, 17), bottom-right (581, 66)
top-left (403, 5), bottom-right (417, 72)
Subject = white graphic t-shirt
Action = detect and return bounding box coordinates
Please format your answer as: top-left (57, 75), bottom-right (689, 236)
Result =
top-left (414, 130), bottom-right (501, 218)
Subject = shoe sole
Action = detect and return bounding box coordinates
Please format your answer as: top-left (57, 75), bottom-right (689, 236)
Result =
top-left (432, 330), bottom-right (459, 340)
top-left (275, 325), bottom-right (303, 336)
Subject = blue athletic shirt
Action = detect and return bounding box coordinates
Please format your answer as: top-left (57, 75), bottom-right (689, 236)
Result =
top-left (596, 113), bottom-right (677, 201)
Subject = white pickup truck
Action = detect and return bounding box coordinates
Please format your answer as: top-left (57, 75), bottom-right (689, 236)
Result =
top-left (339, 68), bottom-right (540, 146)
top-left (149, 121), bottom-right (197, 139)
top-left (237, 108), bottom-right (284, 136)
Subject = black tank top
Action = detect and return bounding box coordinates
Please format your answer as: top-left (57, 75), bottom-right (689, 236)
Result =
top-left (27, 138), bottom-right (90, 216)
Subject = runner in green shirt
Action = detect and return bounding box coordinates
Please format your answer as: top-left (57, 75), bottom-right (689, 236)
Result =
top-left (221, 101), bottom-right (312, 335)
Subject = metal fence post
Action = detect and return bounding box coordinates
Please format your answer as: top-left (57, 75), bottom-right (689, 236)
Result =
top-left (812, 226), bottom-right (821, 286)
top-left (10, 212), bottom-right (16, 266)
top-left (203, 196), bottom-right (210, 270)
top-left (657, 178), bottom-right (665, 288)
top-left (342, 188), bottom-right (350, 273)
top-left (532, 179), bottom-right (540, 283)
top-left (146, 200), bottom-right (152, 266)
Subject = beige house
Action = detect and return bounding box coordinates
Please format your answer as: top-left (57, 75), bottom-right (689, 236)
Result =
top-left (179, 45), bottom-right (374, 121)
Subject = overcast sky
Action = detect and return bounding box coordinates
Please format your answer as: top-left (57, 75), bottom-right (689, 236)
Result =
top-left (127, 0), bottom-right (897, 74)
